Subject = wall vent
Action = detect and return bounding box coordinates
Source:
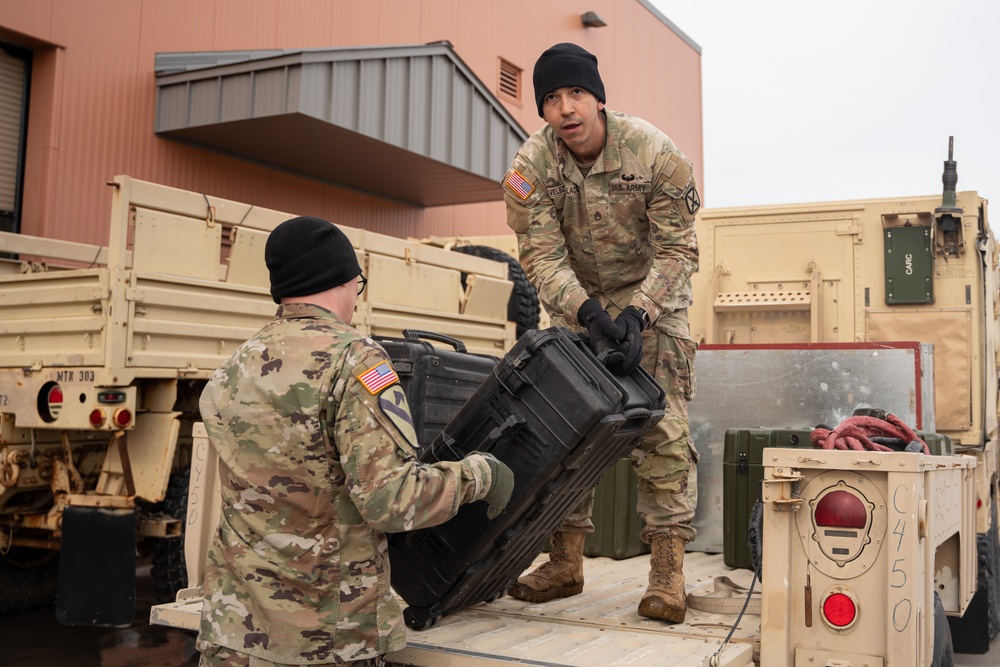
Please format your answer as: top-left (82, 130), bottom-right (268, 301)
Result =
top-left (498, 58), bottom-right (521, 102)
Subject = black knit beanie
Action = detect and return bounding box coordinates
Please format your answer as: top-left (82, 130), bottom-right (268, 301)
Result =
top-left (532, 43), bottom-right (606, 117)
top-left (265, 216), bottom-right (362, 304)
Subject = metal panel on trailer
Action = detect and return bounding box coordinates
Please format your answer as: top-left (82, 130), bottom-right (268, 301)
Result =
top-left (0, 269), bottom-right (109, 367)
top-left (688, 342), bottom-right (935, 554)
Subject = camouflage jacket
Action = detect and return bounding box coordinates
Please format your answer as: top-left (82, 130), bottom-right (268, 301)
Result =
top-left (197, 303), bottom-right (494, 664)
top-left (503, 110), bottom-right (700, 331)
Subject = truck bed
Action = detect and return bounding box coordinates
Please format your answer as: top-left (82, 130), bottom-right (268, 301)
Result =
top-left (151, 551), bottom-right (758, 666)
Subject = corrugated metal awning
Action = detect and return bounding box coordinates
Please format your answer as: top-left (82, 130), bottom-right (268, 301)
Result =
top-left (154, 43), bottom-right (528, 207)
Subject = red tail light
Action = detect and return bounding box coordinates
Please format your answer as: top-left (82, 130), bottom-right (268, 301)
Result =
top-left (113, 408), bottom-right (132, 427)
top-left (38, 382), bottom-right (64, 422)
top-left (89, 409), bottom-right (107, 428)
top-left (814, 490), bottom-right (867, 528)
top-left (822, 592), bottom-right (858, 628)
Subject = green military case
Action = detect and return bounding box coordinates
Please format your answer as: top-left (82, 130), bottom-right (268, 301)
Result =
top-left (543, 458), bottom-right (649, 560)
top-left (722, 427), bottom-right (953, 570)
top-left (586, 458), bottom-right (648, 559)
top-left (723, 428), bottom-right (812, 570)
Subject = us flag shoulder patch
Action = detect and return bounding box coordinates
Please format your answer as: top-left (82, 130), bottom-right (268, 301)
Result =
top-left (357, 361), bottom-right (399, 394)
top-left (505, 169), bottom-right (535, 200)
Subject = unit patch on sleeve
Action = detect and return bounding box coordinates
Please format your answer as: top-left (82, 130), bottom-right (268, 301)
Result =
top-left (378, 384), bottom-right (418, 448)
top-left (684, 186), bottom-right (701, 215)
top-left (504, 169), bottom-right (535, 200)
top-left (357, 361), bottom-right (400, 394)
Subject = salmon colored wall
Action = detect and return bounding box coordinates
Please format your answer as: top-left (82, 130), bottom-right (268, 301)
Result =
top-left (0, 0), bottom-right (702, 245)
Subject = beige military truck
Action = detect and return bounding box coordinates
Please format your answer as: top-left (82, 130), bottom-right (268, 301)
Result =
top-left (689, 141), bottom-right (1000, 655)
top-left (0, 175), bottom-right (527, 625)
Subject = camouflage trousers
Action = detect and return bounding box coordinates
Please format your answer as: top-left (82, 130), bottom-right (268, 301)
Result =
top-left (559, 319), bottom-right (700, 542)
top-left (199, 645), bottom-right (386, 667)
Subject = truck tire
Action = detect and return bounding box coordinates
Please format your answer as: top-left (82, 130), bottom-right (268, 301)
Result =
top-left (452, 245), bottom-right (539, 338)
top-left (0, 547), bottom-right (59, 613)
top-left (984, 495), bottom-right (1000, 642)
top-left (748, 498), bottom-right (764, 583)
top-left (947, 496), bottom-right (1000, 653)
top-left (145, 473), bottom-right (189, 603)
top-left (933, 591), bottom-right (956, 667)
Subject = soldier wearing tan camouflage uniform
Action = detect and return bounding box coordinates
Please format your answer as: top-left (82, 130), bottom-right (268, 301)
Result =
top-left (196, 216), bottom-right (514, 666)
top-left (503, 43), bottom-right (700, 624)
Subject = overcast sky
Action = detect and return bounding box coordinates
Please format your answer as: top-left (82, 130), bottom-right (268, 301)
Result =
top-left (648, 1), bottom-right (1000, 216)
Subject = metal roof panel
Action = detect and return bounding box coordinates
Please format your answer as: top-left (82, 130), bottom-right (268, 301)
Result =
top-left (154, 43), bottom-right (528, 206)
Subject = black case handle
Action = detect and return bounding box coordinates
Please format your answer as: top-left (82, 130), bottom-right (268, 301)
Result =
top-left (402, 329), bottom-right (467, 353)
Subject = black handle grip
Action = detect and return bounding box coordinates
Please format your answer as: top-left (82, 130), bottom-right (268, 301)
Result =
top-left (617, 407), bottom-right (653, 434)
top-left (402, 329), bottom-right (467, 353)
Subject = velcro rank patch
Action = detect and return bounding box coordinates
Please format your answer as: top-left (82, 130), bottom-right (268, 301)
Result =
top-left (664, 155), bottom-right (693, 192)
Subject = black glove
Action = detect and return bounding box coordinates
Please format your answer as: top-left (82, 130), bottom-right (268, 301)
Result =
top-left (608, 306), bottom-right (645, 375)
top-left (577, 298), bottom-right (624, 359)
top-left (479, 453), bottom-right (514, 519)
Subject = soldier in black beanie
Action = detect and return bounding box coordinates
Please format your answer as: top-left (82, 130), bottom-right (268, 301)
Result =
top-left (532, 42), bottom-right (606, 117)
top-left (503, 42), bottom-right (702, 625)
top-left (197, 215), bottom-right (514, 666)
top-left (265, 216), bottom-right (363, 304)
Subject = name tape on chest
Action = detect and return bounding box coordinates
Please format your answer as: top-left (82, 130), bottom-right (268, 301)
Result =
top-left (357, 361), bottom-right (400, 394)
top-left (546, 183), bottom-right (581, 197)
top-left (505, 169), bottom-right (535, 200)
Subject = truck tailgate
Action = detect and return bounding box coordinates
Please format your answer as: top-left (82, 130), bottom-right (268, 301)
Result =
top-left (0, 268), bottom-right (109, 367)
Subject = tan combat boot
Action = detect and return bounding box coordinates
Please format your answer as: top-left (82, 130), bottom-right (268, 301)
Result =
top-left (637, 534), bottom-right (687, 623)
top-left (508, 531), bottom-right (586, 602)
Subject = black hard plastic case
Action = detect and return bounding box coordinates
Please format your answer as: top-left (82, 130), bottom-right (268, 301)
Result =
top-left (388, 327), bottom-right (666, 630)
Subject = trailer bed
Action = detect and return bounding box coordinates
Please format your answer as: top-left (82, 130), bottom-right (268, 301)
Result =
top-left (152, 551), bottom-right (758, 666)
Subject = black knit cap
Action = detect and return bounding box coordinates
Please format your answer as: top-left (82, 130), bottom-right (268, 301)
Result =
top-left (532, 43), bottom-right (606, 117)
top-left (265, 216), bottom-right (362, 304)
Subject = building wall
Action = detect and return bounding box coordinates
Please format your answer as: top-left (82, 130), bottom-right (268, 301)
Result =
top-left (0, 0), bottom-right (702, 245)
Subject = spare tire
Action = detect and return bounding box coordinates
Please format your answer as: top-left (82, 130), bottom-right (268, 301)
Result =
top-left (453, 245), bottom-right (539, 338)
top-left (143, 472), bottom-right (190, 603)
